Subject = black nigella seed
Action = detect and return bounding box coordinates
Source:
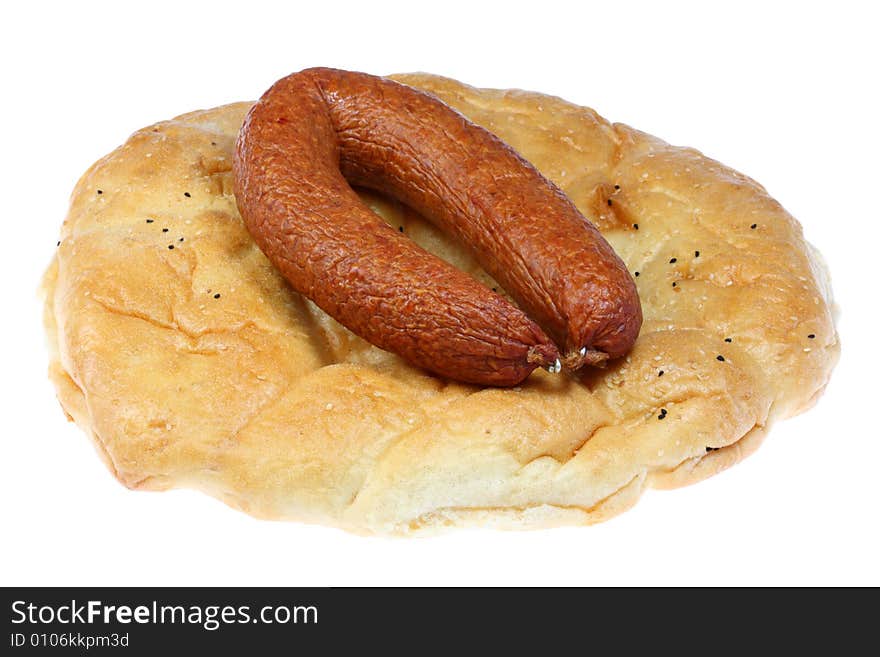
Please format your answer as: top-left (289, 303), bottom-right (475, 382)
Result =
top-left (97, 189), bottom-right (103, 195)
top-left (614, 184), bottom-right (620, 190)
top-left (672, 282), bottom-right (677, 287)
top-left (634, 271), bottom-right (640, 277)
top-left (750, 223), bottom-right (757, 229)
top-left (179, 237), bottom-right (184, 242)
top-left (398, 226), bottom-right (404, 232)
top-left (56, 241), bottom-right (61, 246)
top-left (716, 355), bottom-right (725, 362)
top-left (168, 245), bottom-right (174, 250)
top-left (214, 293), bottom-right (221, 299)
top-left (633, 223), bottom-right (639, 230)
top-left (184, 192), bottom-right (191, 198)
top-left (162, 228), bottom-right (169, 232)
top-left (211, 141), bottom-right (217, 146)
top-left (607, 199), bottom-right (613, 206)
top-left (724, 337), bottom-right (732, 343)
top-left (808, 333), bottom-right (815, 339)
top-left (669, 257), bottom-right (677, 263)
top-left (658, 370), bottom-right (664, 377)
top-left (658, 408), bottom-right (668, 420)
top-left (146, 219), bottom-right (154, 223)
top-left (695, 250), bottom-right (700, 257)
top-left (492, 287), bottom-right (498, 292)
top-left (706, 446), bottom-right (719, 452)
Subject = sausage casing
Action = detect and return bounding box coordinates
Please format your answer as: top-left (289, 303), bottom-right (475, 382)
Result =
top-left (234, 68), bottom-right (641, 385)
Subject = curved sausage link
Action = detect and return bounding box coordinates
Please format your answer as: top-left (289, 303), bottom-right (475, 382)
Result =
top-left (234, 68), bottom-right (641, 385)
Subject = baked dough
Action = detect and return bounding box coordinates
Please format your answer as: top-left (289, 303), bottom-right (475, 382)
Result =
top-left (42, 74), bottom-right (839, 534)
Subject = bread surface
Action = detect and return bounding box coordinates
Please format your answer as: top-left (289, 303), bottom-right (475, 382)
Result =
top-left (42, 74), bottom-right (839, 534)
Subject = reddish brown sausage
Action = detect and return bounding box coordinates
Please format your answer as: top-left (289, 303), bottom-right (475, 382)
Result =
top-left (234, 68), bottom-right (641, 385)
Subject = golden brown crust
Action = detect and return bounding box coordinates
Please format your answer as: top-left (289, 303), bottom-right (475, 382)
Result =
top-left (42, 75), bottom-right (839, 535)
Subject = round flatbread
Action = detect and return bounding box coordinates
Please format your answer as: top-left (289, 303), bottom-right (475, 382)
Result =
top-left (42, 73), bottom-right (839, 534)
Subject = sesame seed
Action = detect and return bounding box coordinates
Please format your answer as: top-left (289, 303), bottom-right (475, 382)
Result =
top-left (716, 355), bottom-right (725, 362)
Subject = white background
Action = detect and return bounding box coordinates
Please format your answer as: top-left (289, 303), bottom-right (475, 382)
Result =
top-left (2, 1), bottom-right (878, 586)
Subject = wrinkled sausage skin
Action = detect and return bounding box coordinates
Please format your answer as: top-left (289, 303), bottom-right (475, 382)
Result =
top-left (234, 68), bottom-right (641, 385)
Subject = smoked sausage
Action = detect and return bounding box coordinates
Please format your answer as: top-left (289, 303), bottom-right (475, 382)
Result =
top-left (233, 68), bottom-right (641, 385)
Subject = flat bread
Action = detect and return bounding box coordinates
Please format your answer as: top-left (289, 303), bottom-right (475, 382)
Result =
top-left (42, 74), bottom-right (839, 534)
